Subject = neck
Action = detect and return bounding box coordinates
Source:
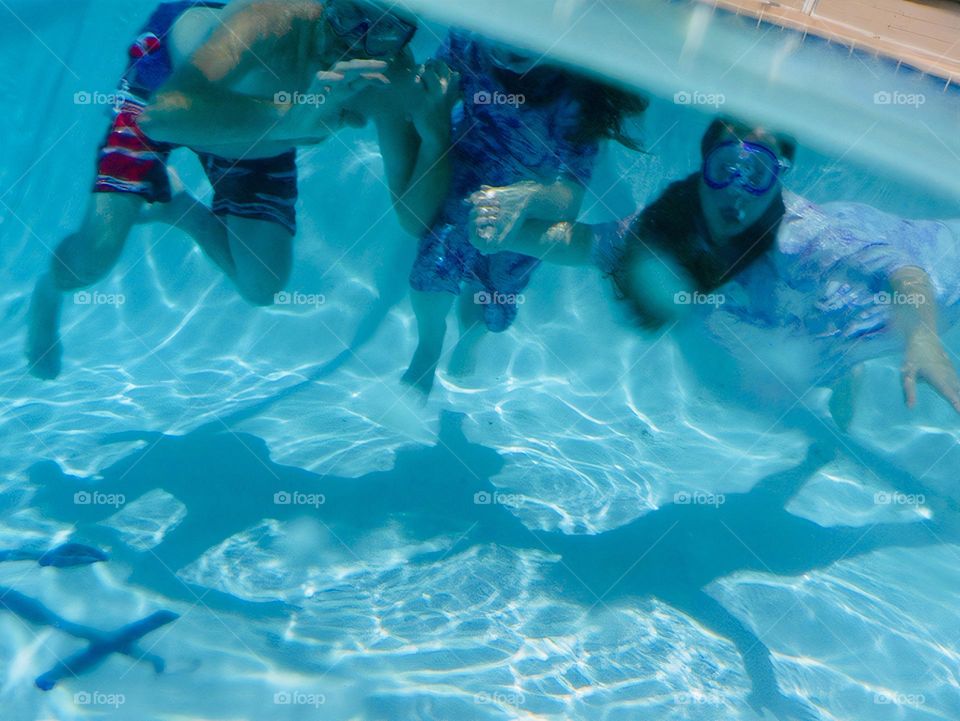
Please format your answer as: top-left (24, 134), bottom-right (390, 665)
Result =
top-left (706, 222), bottom-right (737, 248)
top-left (709, 193), bottom-right (786, 286)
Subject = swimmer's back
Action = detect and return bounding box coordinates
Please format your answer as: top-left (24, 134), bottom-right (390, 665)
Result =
top-left (168, 4), bottom-right (224, 68)
top-left (169, 0), bottom-right (325, 93)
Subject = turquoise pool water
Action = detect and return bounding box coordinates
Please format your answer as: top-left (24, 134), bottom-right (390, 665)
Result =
top-left (1, 1), bottom-right (959, 720)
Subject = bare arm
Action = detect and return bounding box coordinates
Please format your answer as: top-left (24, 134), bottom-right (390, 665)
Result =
top-left (467, 176), bottom-right (586, 254)
top-left (891, 265), bottom-right (960, 413)
top-left (375, 60), bottom-right (457, 236)
top-left (524, 177), bottom-right (586, 221)
top-left (138, 0), bottom-right (328, 148)
top-left (140, 66), bottom-right (294, 147)
top-left (480, 219), bottom-right (595, 266)
top-left (376, 116), bottom-right (451, 236)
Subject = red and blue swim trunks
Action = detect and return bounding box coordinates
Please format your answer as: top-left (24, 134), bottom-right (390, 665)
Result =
top-left (94, 1), bottom-right (298, 235)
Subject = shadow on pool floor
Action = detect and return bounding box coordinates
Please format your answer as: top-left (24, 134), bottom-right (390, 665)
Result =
top-left (21, 410), bottom-right (957, 720)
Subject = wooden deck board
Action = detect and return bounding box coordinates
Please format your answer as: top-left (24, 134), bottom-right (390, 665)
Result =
top-left (704, 0), bottom-right (960, 83)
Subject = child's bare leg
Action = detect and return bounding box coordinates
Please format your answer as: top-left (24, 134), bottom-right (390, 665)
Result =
top-left (829, 364), bottom-right (864, 432)
top-left (224, 216), bottom-right (292, 305)
top-left (27, 193), bottom-right (143, 379)
top-left (137, 173), bottom-right (234, 277)
top-left (402, 290), bottom-right (455, 397)
top-left (448, 288), bottom-right (487, 378)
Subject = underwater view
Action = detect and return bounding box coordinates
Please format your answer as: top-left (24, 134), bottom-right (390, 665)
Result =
top-left (1, 0), bottom-right (959, 719)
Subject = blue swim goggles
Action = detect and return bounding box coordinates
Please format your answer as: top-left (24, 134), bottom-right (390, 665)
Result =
top-left (326, 0), bottom-right (417, 58)
top-left (702, 140), bottom-right (789, 196)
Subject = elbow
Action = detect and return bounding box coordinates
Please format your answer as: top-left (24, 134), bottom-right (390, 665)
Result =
top-left (396, 210), bottom-right (430, 238)
top-left (393, 193), bottom-right (441, 238)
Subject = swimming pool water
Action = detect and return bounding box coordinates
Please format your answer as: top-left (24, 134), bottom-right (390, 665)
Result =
top-left (1, 1), bottom-right (959, 720)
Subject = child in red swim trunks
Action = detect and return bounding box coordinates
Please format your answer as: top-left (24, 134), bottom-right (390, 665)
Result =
top-left (27, 0), bottom-right (454, 379)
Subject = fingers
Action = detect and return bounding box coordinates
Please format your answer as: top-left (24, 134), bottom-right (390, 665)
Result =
top-left (447, 70), bottom-right (461, 100)
top-left (359, 73), bottom-right (390, 85)
top-left (422, 58), bottom-right (450, 82)
top-left (476, 205), bottom-right (499, 221)
top-left (470, 205), bottom-right (500, 232)
top-left (475, 224), bottom-right (496, 243)
top-left (932, 379), bottom-right (960, 414)
top-left (318, 62), bottom-right (392, 90)
top-left (468, 188), bottom-right (500, 211)
top-left (418, 67), bottom-right (437, 94)
top-left (431, 61), bottom-right (452, 94)
top-left (471, 195), bottom-right (498, 213)
top-left (329, 59), bottom-right (389, 73)
top-left (315, 70), bottom-right (345, 83)
top-left (469, 199), bottom-right (504, 246)
top-left (905, 352), bottom-right (960, 414)
top-left (902, 365), bottom-right (917, 409)
top-left (467, 194), bottom-right (499, 244)
top-left (472, 206), bottom-right (500, 230)
top-left (419, 71), bottom-right (444, 97)
top-left (415, 60), bottom-right (459, 100)
top-left (467, 214), bottom-right (494, 251)
top-left (470, 186), bottom-right (499, 204)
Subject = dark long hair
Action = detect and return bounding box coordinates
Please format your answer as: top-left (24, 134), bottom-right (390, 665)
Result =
top-left (609, 118), bottom-right (796, 327)
top-left (609, 177), bottom-right (786, 327)
top-left (492, 62), bottom-right (649, 150)
top-left (623, 174), bottom-right (784, 287)
top-left (567, 76), bottom-right (649, 150)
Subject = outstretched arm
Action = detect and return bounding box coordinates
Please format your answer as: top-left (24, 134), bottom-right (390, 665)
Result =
top-left (471, 219), bottom-right (596, 266)
top-left (892, 266), bottom-right (960, 413)
top-left (140, 67), bottom-right (293, 148)
top-left (467, 177), bottom-right (587, 255)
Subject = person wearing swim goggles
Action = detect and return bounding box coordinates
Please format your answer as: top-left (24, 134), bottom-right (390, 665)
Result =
top-left (475, 116), bottom-right (960, 420)
top-left (702, 140), bottom-right (791, 197)
top-left (697, 128), bottom-right (792, 244)
top-left (461, 118), bottom-right (797, 325)
top-left (325, 0), bottom-right (418, 58)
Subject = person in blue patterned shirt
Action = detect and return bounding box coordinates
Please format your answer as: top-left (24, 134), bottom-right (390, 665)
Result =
top-left (478, 117), bottom-right (960, 425)
top-left (402, 31), bottom-right (648, 396)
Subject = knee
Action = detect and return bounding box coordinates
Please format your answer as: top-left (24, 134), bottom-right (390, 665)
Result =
top-left (233, 257), bottom-right (289, 307)
top-left (228, 233), bottom-right (292, 307)
top-left (50, 252), bottom-right (111, 291)
top-left (50, 228), bottom-right (127, 290)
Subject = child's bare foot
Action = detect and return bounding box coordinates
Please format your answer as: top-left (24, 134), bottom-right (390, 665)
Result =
top-left (401, 347), bottom-right (438, 399)
top-left (447, 331), bottom-right (483, 379)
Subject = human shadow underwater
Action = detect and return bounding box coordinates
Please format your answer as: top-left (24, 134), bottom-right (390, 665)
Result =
top-left (25, 411), bottom-right (957, 720)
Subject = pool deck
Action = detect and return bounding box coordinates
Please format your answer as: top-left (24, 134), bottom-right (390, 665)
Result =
top-left (704, 0), bottom-right (960, 85)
